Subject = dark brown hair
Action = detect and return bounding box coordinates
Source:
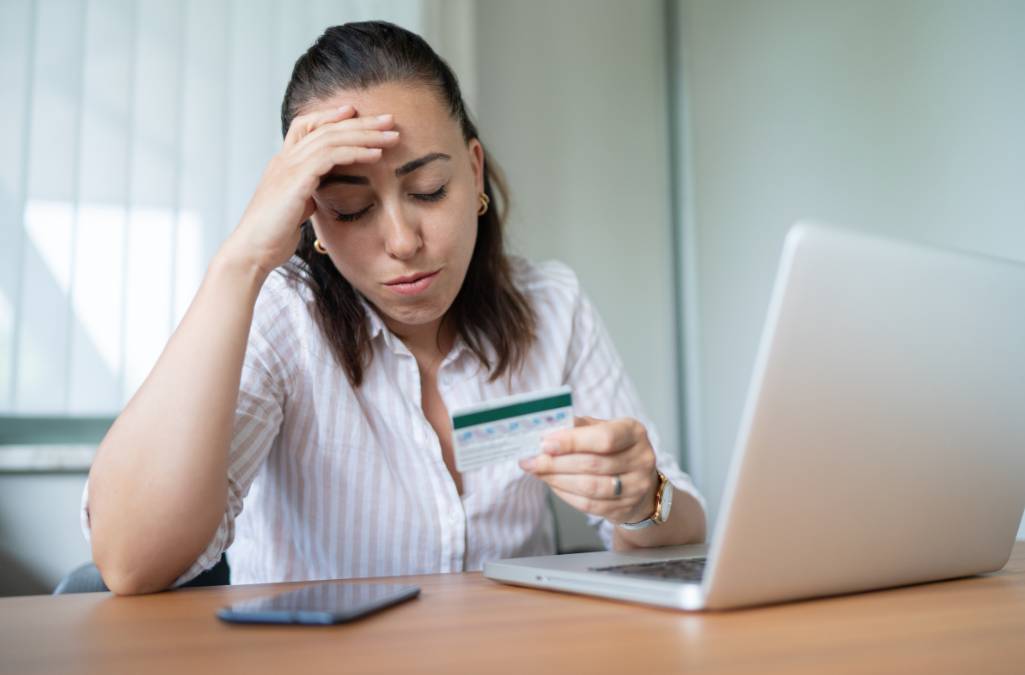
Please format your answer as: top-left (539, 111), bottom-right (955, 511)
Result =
top-left (280, 21), bottom-right (536, 387)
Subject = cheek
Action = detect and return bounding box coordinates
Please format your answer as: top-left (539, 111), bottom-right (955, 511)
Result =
top-left (427, 196), bottom-right (478, 252)
top-left (423, 216), bottom-right (476, 265)
top-left (329, 239), bottom-right (373, 277)
top-left (311, 223), bottom-right (372, 276)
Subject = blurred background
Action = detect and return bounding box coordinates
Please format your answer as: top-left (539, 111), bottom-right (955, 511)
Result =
top-left (1, 0), bottom-right (1023, 596)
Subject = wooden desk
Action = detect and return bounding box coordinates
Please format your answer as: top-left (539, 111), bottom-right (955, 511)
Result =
top-left (3, 542), bottom-right (1024, 674)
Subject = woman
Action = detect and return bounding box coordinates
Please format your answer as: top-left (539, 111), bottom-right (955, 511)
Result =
top-left (83, 21), bottom-right (706, 595)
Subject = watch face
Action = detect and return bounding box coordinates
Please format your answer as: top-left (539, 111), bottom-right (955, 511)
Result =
top-left (658, 482), bottom-right (673, 523)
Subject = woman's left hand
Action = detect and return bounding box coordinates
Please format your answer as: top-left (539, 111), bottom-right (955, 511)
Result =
top-left (518, 416), bottom-right (659, 525)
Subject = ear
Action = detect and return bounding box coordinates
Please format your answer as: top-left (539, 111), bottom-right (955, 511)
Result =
top-left (307, 208), bottom-right (323, 243)
top-left (306, 193), bottom-right (329, 242)
top-left (468, 138), bottom-right (485, 195)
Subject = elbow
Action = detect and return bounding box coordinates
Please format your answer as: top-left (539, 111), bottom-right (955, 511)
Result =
top-left (100, 566), bottom-right (171, 596)
top-left (92, 546), bottom-right (176, 596)
top-left (86, 488), bottom-right (222, 596)
top-left (91, 530), bottom-right (177, 596)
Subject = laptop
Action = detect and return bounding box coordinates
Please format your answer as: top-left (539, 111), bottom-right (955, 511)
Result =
top-left (485, 222), bottom-right (1025, 610)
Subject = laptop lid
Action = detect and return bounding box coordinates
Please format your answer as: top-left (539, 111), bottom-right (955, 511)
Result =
top-left (702, 223), bottom-right (1025, 609)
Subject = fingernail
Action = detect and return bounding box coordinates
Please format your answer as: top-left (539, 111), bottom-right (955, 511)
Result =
top-left (519, 456), bottom-right (537, 471)
top-left (382, 130), bottom-right (399, 138)
top-left (376, 114), bottom-right (393, 121)
top-left (337, 104), bottom-right (353, 112)
top-left (540, 438), bottom-right (560, 454)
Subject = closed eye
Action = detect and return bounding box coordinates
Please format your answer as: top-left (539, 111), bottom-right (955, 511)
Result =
top-left (333, 205), bottom-right (372, 222)
top-left (331, 184), bottom-right (448, 223)
top-left (413, 184), bottom-right (447, 202)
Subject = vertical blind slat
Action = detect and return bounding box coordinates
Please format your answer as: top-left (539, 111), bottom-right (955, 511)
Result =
top-left (224, 0), bottom-right (276, 240)
top-left (179, 0), bottom-right (229, 324)
top-left (122, 0), bottom-right (182, 398)
top-left (17, 0), bottom-right (87, 413)
top-left (115, 0), bottom-right (139, 409)
top-left (0, 0), bottom-right (37, 412)
top-left (169, 0), bottom-right (187, 336)
top-left (69, 0), bottom-right (134, 414)
top-left (62, 0), bottom-right (90, 412)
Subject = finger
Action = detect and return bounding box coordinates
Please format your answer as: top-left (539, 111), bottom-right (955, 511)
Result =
top-left (551, 487), bottom-right (606, 518)
top-left (295, 128), bottom-right (401, 161)
top-left (550, 487), bottom-right (635, 522)
top-left (324, 145), bottom-right (385, 166)
top-left (333, 112), bottom-right (396, 130)
top-left (284, 104), bottom-right (356, 148)
top-left (520, 451), bottom-right (624, 476)
top-left (294, 113), bottom-right (397, 154)
top-left (309, 146), bottom-right (384, 182)
top-left (542, 417), bottom-right (645, 456)
top-left (539, 473), bottom-right (642, 501)
top-left (573, 415), bottom-right (600, 428)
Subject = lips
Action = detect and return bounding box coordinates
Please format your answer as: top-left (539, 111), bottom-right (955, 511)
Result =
top-left (385, 270), bottom-right (439, 286)
top-left (382, 269), bottom-right (441, 297)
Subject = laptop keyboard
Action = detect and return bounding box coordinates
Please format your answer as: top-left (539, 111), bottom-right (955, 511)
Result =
top-left (589, 557), bottom-right (707, 582)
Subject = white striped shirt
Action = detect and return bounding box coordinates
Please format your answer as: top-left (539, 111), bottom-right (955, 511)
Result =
top-left (82, 256), bottom-right (704, 587)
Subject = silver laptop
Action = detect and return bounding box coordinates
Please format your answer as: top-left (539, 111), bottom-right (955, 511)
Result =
top-left (485, 222), bottom-right (1025, 610)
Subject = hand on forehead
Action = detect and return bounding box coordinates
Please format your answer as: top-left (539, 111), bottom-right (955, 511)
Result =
top-left (305, 82), bottom-right (456, 139)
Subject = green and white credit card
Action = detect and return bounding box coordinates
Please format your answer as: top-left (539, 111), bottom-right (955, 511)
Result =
top-left (451, 386), bottom-right (573, 472)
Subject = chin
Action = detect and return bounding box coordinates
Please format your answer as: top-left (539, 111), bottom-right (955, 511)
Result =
top-left (380, 298), bottom-right (448, 326)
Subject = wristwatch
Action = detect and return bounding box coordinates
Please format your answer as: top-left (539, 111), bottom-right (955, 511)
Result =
top-left (619, 470), bottom-right (673, 530)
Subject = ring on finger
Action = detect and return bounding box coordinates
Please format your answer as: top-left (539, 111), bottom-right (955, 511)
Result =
top-left (611, 474), bottom-right (622, 498)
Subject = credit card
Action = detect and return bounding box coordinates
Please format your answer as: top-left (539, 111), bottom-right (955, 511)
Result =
top-left (451, 386), bottom-right (573, 472)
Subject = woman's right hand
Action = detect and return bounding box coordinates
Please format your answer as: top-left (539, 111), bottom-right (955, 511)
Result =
top-left (225, 104), bottom-right (400, 274)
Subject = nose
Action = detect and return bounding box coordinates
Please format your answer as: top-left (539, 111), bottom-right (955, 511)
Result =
top-left (381, 202), bottom-right (423, 260)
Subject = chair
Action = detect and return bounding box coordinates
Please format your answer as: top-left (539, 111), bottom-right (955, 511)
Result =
top-left (53, 554), bottom-right (230, 594)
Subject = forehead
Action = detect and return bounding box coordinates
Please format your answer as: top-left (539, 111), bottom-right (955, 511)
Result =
top-left (298, 81), bottom-right (461, 144)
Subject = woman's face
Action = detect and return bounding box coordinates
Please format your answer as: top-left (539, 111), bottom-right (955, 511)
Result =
top-left (304, 82), bottom-right (484, 341)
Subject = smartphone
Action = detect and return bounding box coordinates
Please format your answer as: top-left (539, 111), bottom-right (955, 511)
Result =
top-left (216, 582), bottom-right (421, 625)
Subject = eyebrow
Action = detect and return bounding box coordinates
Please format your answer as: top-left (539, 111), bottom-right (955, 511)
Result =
top-left (396, 152), bottom-right (451, 177)
top-left (318, 152), bottom-right (451, 188)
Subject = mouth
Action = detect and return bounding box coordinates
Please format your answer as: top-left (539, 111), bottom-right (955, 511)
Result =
top-left (383, 269), bottom-right (441, 296)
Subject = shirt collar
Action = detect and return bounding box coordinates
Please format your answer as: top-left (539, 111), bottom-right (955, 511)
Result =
top-left (356, 292), bottom-right (410, 359)
top-left (356, 292), bottom-right (387, 342)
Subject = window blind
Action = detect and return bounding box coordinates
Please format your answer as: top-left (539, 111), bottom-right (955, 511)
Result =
top-left (0, 0), bottom-right (473, 416)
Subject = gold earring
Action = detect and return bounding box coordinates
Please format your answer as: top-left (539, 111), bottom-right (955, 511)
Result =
top-left (477, 192), bottom-right (490, 216)
top-left (314, 239), bottom-right (328, 254)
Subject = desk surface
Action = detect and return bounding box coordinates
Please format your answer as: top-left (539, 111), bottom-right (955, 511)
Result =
top-left (3, 542), bottom-right (1024, 675)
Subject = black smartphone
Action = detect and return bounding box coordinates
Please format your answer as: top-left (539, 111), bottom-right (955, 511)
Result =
top-left (216, 582), bottom-right (421, 625)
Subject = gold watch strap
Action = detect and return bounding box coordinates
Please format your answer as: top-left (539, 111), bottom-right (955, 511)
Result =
top-left (619, 470), bottom-right (668, 530)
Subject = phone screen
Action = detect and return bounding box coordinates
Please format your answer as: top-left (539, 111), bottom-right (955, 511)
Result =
top-left (217, 582), bottom-right (421, 625)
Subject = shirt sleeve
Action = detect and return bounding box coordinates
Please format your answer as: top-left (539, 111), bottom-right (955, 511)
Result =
top-left (79, 272), bottom-right (295, 587)
top-left (561, 268), bottom-right (706, 550)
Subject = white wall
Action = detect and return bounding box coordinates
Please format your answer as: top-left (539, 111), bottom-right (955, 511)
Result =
top-left (674, 0), bottom-right (1025, 534)
top-left (476, 0), bottom-right (678, 550)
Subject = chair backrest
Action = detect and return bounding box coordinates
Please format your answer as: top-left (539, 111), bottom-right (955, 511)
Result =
top-left (54, 554), bottom-right (230, 594)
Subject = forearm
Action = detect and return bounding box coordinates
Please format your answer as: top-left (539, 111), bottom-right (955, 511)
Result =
top-left (612, 487), bottom-right (707, 550)
top-left (88, 237), bottom-right (268, 594)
